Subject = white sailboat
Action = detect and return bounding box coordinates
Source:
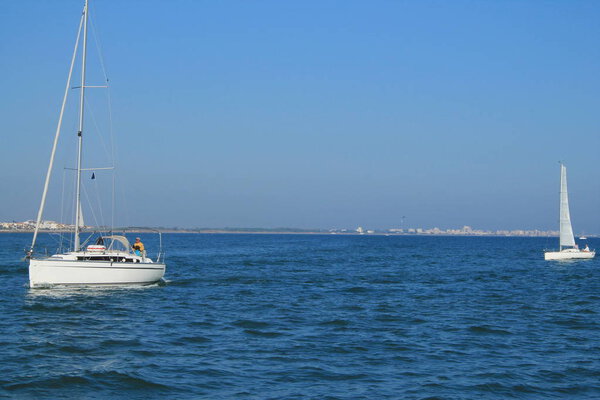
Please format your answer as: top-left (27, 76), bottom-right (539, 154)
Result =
top-left (544, 163), bottom-right (594, 260)
top-left (27, 0), bottom-right (166, 287)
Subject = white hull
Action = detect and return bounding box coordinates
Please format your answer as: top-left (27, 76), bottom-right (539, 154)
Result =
top-left (544, 250), bottom-right (595, 260)
top-left (29, 258), bottom-right (165, 288)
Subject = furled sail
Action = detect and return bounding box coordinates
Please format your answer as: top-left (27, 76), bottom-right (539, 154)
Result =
top-left (559, 164), bottom-right (576, 249)
top-left (78, 201), bottom-right (85, 228)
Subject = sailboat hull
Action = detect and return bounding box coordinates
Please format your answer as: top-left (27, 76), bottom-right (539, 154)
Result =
top-left (544, 250), bottom-right (595, 260)
top-left (29, 258), bottom-right (166, 288)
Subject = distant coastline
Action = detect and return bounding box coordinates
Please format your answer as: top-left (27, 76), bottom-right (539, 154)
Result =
top-left (0, 227), bottom-right (578, 238)
top-left (2, 220), bottom-right (590, 237)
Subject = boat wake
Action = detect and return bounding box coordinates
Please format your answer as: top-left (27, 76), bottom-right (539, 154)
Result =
top-left (25, 280), bottom-right (165, 299)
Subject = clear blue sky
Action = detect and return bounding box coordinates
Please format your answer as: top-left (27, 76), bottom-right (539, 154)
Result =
top-left (1, 0), bottom-right (600, 231)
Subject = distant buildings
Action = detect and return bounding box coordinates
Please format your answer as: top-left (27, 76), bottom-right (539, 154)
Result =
top-left (0, 220), bottom-right (80, 231)
top-left (385, 226), bottom-right (560, 237)
top-left (328, 225), bottom-right (562, 237)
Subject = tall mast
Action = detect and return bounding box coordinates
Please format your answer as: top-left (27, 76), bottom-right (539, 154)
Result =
top-left (74, 0), bottom-right (89, 252)
top-left (559, 163), bottom-right (564, 252)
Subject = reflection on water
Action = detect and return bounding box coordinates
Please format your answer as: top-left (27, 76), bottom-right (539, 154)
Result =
top-left (25, 281), bottom-right (165, 300)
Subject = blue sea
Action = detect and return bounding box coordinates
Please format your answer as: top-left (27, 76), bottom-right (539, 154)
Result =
top-left (1, 233), bottom-right (599, 399)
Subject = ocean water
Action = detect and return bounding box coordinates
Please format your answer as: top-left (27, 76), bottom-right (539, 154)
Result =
top-left (0, 233), bottom-right (599, 399)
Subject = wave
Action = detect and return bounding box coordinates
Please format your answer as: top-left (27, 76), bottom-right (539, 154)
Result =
top-left (344, 286), bottom-right (370, 293)
top-left (319, 319), bottom-right (350, 327)
top-left (468, 325), bottom-right (512, 335)
top-left (177, 335), bottom-right (212, 344)
top-left (0, 265), bottom-right (25, 276)
top-left (24, 283), bottom-right (163, 299)
top-left (4, 370), bottom-right (173, 392)
top-left (100, 338), bottom-right (142, 348)
top-left (233, 319), bottom-right (270, 329)
top-left (243, 329), bottom-right (285, 338)
top-left (296, 366), bottom-right (369, 382)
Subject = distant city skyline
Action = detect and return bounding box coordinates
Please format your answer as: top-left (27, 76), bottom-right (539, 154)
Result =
top-left (1, 1), bottom-right (600, 232)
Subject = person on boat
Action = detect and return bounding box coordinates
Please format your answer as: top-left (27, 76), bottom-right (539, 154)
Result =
top-left (132, 237), bottom-right (145, 256)
top-left (583, 244), bottom-right (590, 252)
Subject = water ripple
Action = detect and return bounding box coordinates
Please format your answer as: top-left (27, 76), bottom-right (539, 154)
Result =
top-left (1, 234), bottom-right (600, 399)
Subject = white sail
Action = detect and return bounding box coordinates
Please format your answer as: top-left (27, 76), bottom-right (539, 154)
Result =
top-left (559, 164), bottom-right (576, 249)
top-left (78, 201), bottom-right (85, 228)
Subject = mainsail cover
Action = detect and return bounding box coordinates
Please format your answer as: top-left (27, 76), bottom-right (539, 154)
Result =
top-left (559, 164), bottom-right (576, 248)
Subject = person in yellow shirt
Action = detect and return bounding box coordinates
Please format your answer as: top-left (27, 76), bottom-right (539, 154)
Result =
top-left (132, 237), bottom-right (145, 256)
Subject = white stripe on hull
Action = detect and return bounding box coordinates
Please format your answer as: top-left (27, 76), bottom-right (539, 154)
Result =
top-left (544, 251), bottom-right (595, 260)
top-left (29, 259), bottom-right (166, 288)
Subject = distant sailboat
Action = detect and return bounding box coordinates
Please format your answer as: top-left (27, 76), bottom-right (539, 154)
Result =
top-left (544, 163), bottom-right (595, 260)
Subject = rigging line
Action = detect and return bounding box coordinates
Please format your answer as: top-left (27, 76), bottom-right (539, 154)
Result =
top-left (61, 231), bottom-right (74, 248)
top-left (41, 232), bottom-right (64, 256)
top-left (81, 79), bottom-right (116, 237)
top-left (108, 87), bottom-right (116, 234)
top-left (89, 10), bottom-right (110, 86)
top-left (88, 10), bottom-right (115, 165)
top-left (107, 88), bottom-right (116, 235)
top-left (89, 12), bottom-right (117, 233)
top-left (84, 97), bottom-right (112, 163)
top-left (92, 170), bottom-right (107, 234)
top-left (81, 178), bottom-right (104, 232)
top-left (59, 168), bottom-right (67, 252)
top-left (72, 163), bottom-right (79, 251)
top-left (112, 169), bottom-right (116, 234)
top-left (60, 119), bottom-right (80, 244)
top-left (80, 231), bottom-right (96, 248)
top-left (117, 171), bottom-right (132, 229)
top-left (46, 232), bottom-right (65, 248)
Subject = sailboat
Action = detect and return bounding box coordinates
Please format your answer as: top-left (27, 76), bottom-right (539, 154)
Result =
top-left (27, 0), bottom-right (166, 287)
top-left (544, 163), bottom-right (594, 260)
